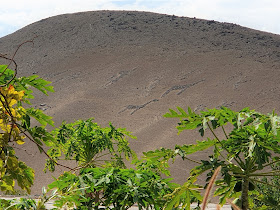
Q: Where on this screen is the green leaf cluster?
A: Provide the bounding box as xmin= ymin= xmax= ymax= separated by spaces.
xmin=164 ymin=106 xmax=280 ymax=209
xmin=46 ymin=118 xmax=136 ymax=172
xmin=0 ymin=64 xmax=54 ymax=194
xmin=164 ymin=176 xmax=202 ymax=210
xmin=135 ymin=148 xmax=178 ymax=176
xmin=48 ymin=167 xmax=175 ymax=209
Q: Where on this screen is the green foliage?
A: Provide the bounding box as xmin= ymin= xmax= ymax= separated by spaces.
xmin=164 ymin=176 xmax=202 ymax=210
xmin=0 ymin=198 xmax=13 ymax=209
xmin=250 ymin=164 xmax=280 ymax=209
xmin=0 ymin=63 xmax=54 ymax=194
xmin=135 ymin=148 xmax=179 ymax=176
xmin=163 ymin=106 xmax=280 ymax=209
xmin=26 ymin=108 xmax=54 ymax=127
xmin=48 ymin=167 xmax=176 ymax=209
xmin=0 ymin=65 xmax=14 ymax=85
xmin=175 ymin=139 xmax=216 ymax=158
xmin=15 ymin=74 xmax=54 ymax=95
xmin=45 ymin=119 xmax=136 ymax=172
xmin=0 ymin=186 xmax=55 ymax=209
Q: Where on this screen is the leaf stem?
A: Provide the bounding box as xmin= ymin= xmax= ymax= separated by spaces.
xmin=262 ymin=159 xmax=280 ymax=168
xmin=251 ymin=178 xmax=280 ymax=190
xmin=184 ymin=157 xmax=201 ymax=164
xmin=248 ymin=170 xmax=280 ymax=176
xmin=221 ymin=126 xmax=228 ymax=139
xmin=206 ymin=122 xmax=242 ymax=166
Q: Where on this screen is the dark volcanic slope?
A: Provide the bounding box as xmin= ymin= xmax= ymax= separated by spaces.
xmin=1 ymin=10 xmax=280 ymax=194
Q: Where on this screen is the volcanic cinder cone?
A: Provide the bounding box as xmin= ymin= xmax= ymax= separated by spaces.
xmin=1 ymin=10 xmax=280 ymax=195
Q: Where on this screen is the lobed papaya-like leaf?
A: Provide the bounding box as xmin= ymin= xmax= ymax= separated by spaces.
xmin=137 ymin=148 xmax=178 ymax=176
xmin=175 ymin=138 xmax=216 ymax=159
xmin=46 ymin=118 xmax=136 ymax=172
xmin=164 ymin=176 xmax=202 ymax=210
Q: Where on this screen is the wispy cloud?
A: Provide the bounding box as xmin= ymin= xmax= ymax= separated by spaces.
xmin=0 ymin=0 xmax=279 ymax=38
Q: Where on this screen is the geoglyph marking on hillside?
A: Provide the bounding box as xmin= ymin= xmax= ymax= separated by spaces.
xmin=216 ymin=101 xmax=235 ymax=108
xmin=180 ymin=69 xmax=202 ymax=80
xmin=194 ymin=101 xmax=235 ymax=112
xmin=119 ymin=99 xmax=159 ymax=115
xmin=119 ymin=79 xmax=205 ymax=115
xmin=161 ymin=79 xmax=205 ymax=98
xmin=143 ymin=78 xmax=161 ymax=96
xmin=104 ymin=67 xmax=137 ymax=87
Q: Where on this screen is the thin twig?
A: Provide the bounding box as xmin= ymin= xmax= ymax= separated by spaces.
xmin=20 ymin=129 xmax=74 ymax=171
xmin=1 ymin=38 xmax=36 ymax=73
xmin=0 ymin=53 xmax=17 ymax=84
xmin=0 ymin=37 xmax=37 ymax=86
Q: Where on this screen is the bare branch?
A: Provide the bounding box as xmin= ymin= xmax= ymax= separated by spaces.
xmin=0 ymin=36 xmax=37 ymax=87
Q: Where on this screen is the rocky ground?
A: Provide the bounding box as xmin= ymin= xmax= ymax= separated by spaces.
xmin=0 ymin=10 xmax=280 ymax=198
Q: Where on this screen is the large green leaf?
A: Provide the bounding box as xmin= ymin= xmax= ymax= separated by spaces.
xmin=164 ymin=176 xmax=202 ymax=210
xmin=26 ymin=108 xmax=54 ymax=127
xmin=15 ymin=75 xmax=54 ymax=96
xmin=175 ymin=138 xmax=216 ymax=158
xmin=46 ymin=119 xmax=136 ymax=171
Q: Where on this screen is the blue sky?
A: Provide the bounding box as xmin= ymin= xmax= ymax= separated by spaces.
xmin=1 ymin=0 xmax=280 ymax=38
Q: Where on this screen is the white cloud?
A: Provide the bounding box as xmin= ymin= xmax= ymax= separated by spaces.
xmin=0 ymin=0 xmax=280 ymax=38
